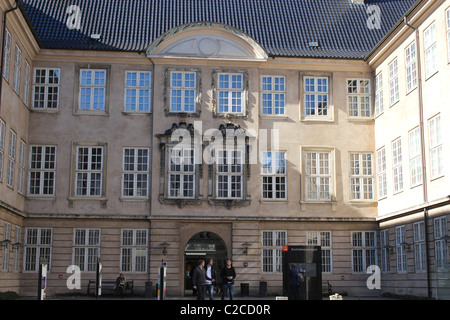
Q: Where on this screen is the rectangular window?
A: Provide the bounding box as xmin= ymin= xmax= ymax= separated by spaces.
xmin=17 ymin=140 xmax=25 ymax=194
xmin=23 ymin=61 xmax=30 ymax=106
xmin=2 ymin=222 xmax=11 ymax=271
xmin=75 ymin=146 xmax=103 ymax=197
xmin=125 ymin=71 xmax=151 ymax=112
xmin=24 ymin=228 xmax=52 ymax=272
xmin=405 ymin=41 xmax=417 ymax=93
xmin=352 ymin=231 xmax=377 ymax=273
xmin=307 ymin=231 xmax=332 ymax=273
xmin=304 ymin=76 xmax=329 ymax=117
xmin=170 ymin=71 xmax=196 ymax=113
xmin=261 ymin=76 xmax=286 ymax=115
xmin=13 ymin=226 xmax=21 ymax=272
xmin=2 ymin=29 xmax=11 ymax=80
xmin=168 ymin=147 xmax=195 ymax=198
xmin=377 ymin=147 xmax=387 ymax=199
xmin=395 ymin=225 xmax=407 ymax=273
xmin=346 ymin=79 xmax=371 ymax=118
xmin=392 ymin=138 xmax=403 ymax=193
xmin=121 ymin=229 xmax=148 ymax=273
xmin=79 ymin=69 xmax=106 ymax=111
xmin=262 ymin=231 xmax=287 ymax=273
xmin=261 ymin=151 xmax=286 ymax=200
xmin=447 ymin=8 xmax=450 ymax=62
xmin=0 ymin=119 xmax=5 ymax=182
xmin=217 ymin=73 xmax=244 ymax=114
xmin=413 ymin=221 xmax=426 ymax=272
xmin=122 ymin=148 xmax=149 ymax=198
xmin=429 ymin=114 xmax=443 ymax=179
xmin=29 ymin=146 xmax=57 ymax=196
xmin=13 ymin=45 xmax=21 ymax=94
xmin=216 ymin=149 xmax=243 ymax=199
xmin=409 ymin=127 xmax=422 ymax=187
xmin=7 ymin=130 xmax=16 ymax=188
xmin=379 ymin=229 xmax=390 ymax=272
xmin=424 ymin=22 xmax=437 ymax=78
xmin=305 ymin=151 xmax=331 ymax=201
xmin=73 ymin=229 xmax=100 ymax=272
xmin=389 ymin=58 xmax=399 ymax=105
xmin=33 ymin=68 xmax=60 ymax=109
xmin=434 ymin=216 xmax=448 ymax=267
xmin=349 ymin=153 xmax=374 ymax=200
xmin=374 ymin=73 xmax=384 ymax=116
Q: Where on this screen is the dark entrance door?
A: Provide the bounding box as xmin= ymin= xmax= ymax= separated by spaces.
xmin=184 ymin=231 xmax=227 ymax=296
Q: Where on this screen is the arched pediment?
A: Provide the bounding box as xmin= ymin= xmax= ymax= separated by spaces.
xmin=146 ymin=22 xmax=268 ymax=61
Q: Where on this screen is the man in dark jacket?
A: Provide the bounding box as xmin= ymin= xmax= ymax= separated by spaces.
xmin=192 ymin=259 xmax=206 ymax=300
xmin=221 ymin=259 xmax=236 ymax=300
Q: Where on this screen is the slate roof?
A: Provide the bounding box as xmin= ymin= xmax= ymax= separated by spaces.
xmin=21 ymin=0 xmax=419 ymax=59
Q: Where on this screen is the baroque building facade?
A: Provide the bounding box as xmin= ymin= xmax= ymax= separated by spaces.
xmin=0 ymin=0 xmax=449 ymax=298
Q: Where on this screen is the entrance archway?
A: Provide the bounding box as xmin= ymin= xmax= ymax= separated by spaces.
xmin=184 ymin=231 xmax=228 ymax=296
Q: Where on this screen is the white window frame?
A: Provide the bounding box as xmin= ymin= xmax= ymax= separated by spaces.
xmin=13 ymin=226 xmax=21 ymax=272
xmin=217 ymin=72 xmax=245 ymax=115
xmin=405 ymin=41 xmax=417 ymax=93
xmin=168 ymin=147 xmax=195 ymax=199
xmin=2 ymin=29 xmax=11 ymax=80
xmin=379 ymin=229 xmax=390 ymax=273
xmin=307 ymin=231 xmax=332 ymax=273
xmin=392 ymin=138 xmax=403 ymax=194
xmin=2 ymin=222 xmax=11 ymax=271
xmin=305 ymin=151 xmax=332 ymax=201
xmin=75 ymin=146 xmax=104 ymax=197
xmin=429 ymin=114 xmax=443 ymax=179
xmin=169 ymin=71 xmax=196 ymax=113
xmin=124 ymin=71 xmax=151 ymax=112
xmin=73 ymin=228 xmax=100 ymax=272
xmin=434 ymin=216 xmax=448 ymax=267
xmin=351 ymin=231 xmax=377 ymax=273
xmin=446 ymin=8 xmax=450 ymax=63
xmin=409 ymin=127 xmax=422 ymax=187
xmin=349 ymin=152 xmax=374 ymax=200
xmin=28 ymin=145 xmax=57 ymax=196
xmin=215 ymin=149 xmax=243 ymax=199
xmin=32 ymin=68 xmax=61 ymax=110
xmin=121 ymin=229 xmax=148 ymax=273
xmin=23 ymin=228 xmax=52 ymax=272
xmin=377 ymin=147 xmax=387 ymax=199
xmin=262 ymin=230 xmax=287 ymax=273
xmin=261 ymin=151 xmax=287 ymax=200
xmin=0 ymin=119 xmax=5 ymax=182
xmin=424 ymin=22 xmax=438 ymax=79
xmin=7 ymin=129 xmax=16 ymax=188
xmin=395 ymin=225 xmax=407 ymax=273
xmin=304 ymin=76 xmax=330 ymax=118
xmin=17 ymin=140 xmax=25 ymax=194
xmin=13 ymin=45 xmax=21 ymax=94
xmin=374 ymin=72 xmax=384 ymax=117
xmin=346 ymin=79 xmax=371 ymax=118
xmin=261 ymin=76 xmax=286 ymax=116
xmin=23 ymin=61 xmax=30 ymax=106
xmin=79 ymin=69 xmax=106 ymax=111
xmin=413 ymin=221 xmax=426 ymax=272
xmin=122 ymin=148 xmax=150 ymax=198
xmin=389 ymin=58 xmax=399 ymax=106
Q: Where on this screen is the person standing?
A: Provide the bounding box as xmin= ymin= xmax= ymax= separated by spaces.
xmin=192 ymin=259 xmax=206 ymax=300
xmin=221 ymin=259 xmax=236 ymax=300
xmin=288 ymin=263 xmax=303 ymax=300
xmin=205 ymin=258 xmax=216 ymax=300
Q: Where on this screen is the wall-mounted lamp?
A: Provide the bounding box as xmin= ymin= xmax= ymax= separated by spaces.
xmin=160 ymin=242 xmax=170 ymax=256
xmin=242 ymin=242 xmax=252 ymax=256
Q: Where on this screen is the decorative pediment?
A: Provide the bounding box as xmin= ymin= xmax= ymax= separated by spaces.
xmin=147 ymin=22 xmax=267 ymax=61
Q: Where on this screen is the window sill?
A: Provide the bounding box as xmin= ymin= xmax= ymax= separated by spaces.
xmin=119 ymin=197 xmax=150 ymax=202
xmin=74 ymin=110 xmax=109 ymax=116
xmin=260 ymin=115 xmax=288 ymax=120
xmin=259 ymin=199 xmax=288 ymax=204
xmin=301 ymin=117 xmax=334 ymax=123
xmin=122 ymin=111 xmax=151 ymax=116
xmin=346 ymin=117 xmax=373 ymax=122
xmin=30 ymin=108 xmax=59 ymax=113
xmin=26 ymin=195 xmax=56 ymax=201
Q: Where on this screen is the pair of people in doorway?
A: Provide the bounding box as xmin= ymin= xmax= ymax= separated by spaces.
xmin=192 ymin=258 xmax=236 ymax=300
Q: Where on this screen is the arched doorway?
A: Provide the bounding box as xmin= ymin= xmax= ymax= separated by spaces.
xmin=184 ymin=231 xmax=228 ymax=296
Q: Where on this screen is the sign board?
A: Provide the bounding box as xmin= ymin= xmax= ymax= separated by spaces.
xmin=282 ymin=245 xmax=322 ymax=300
